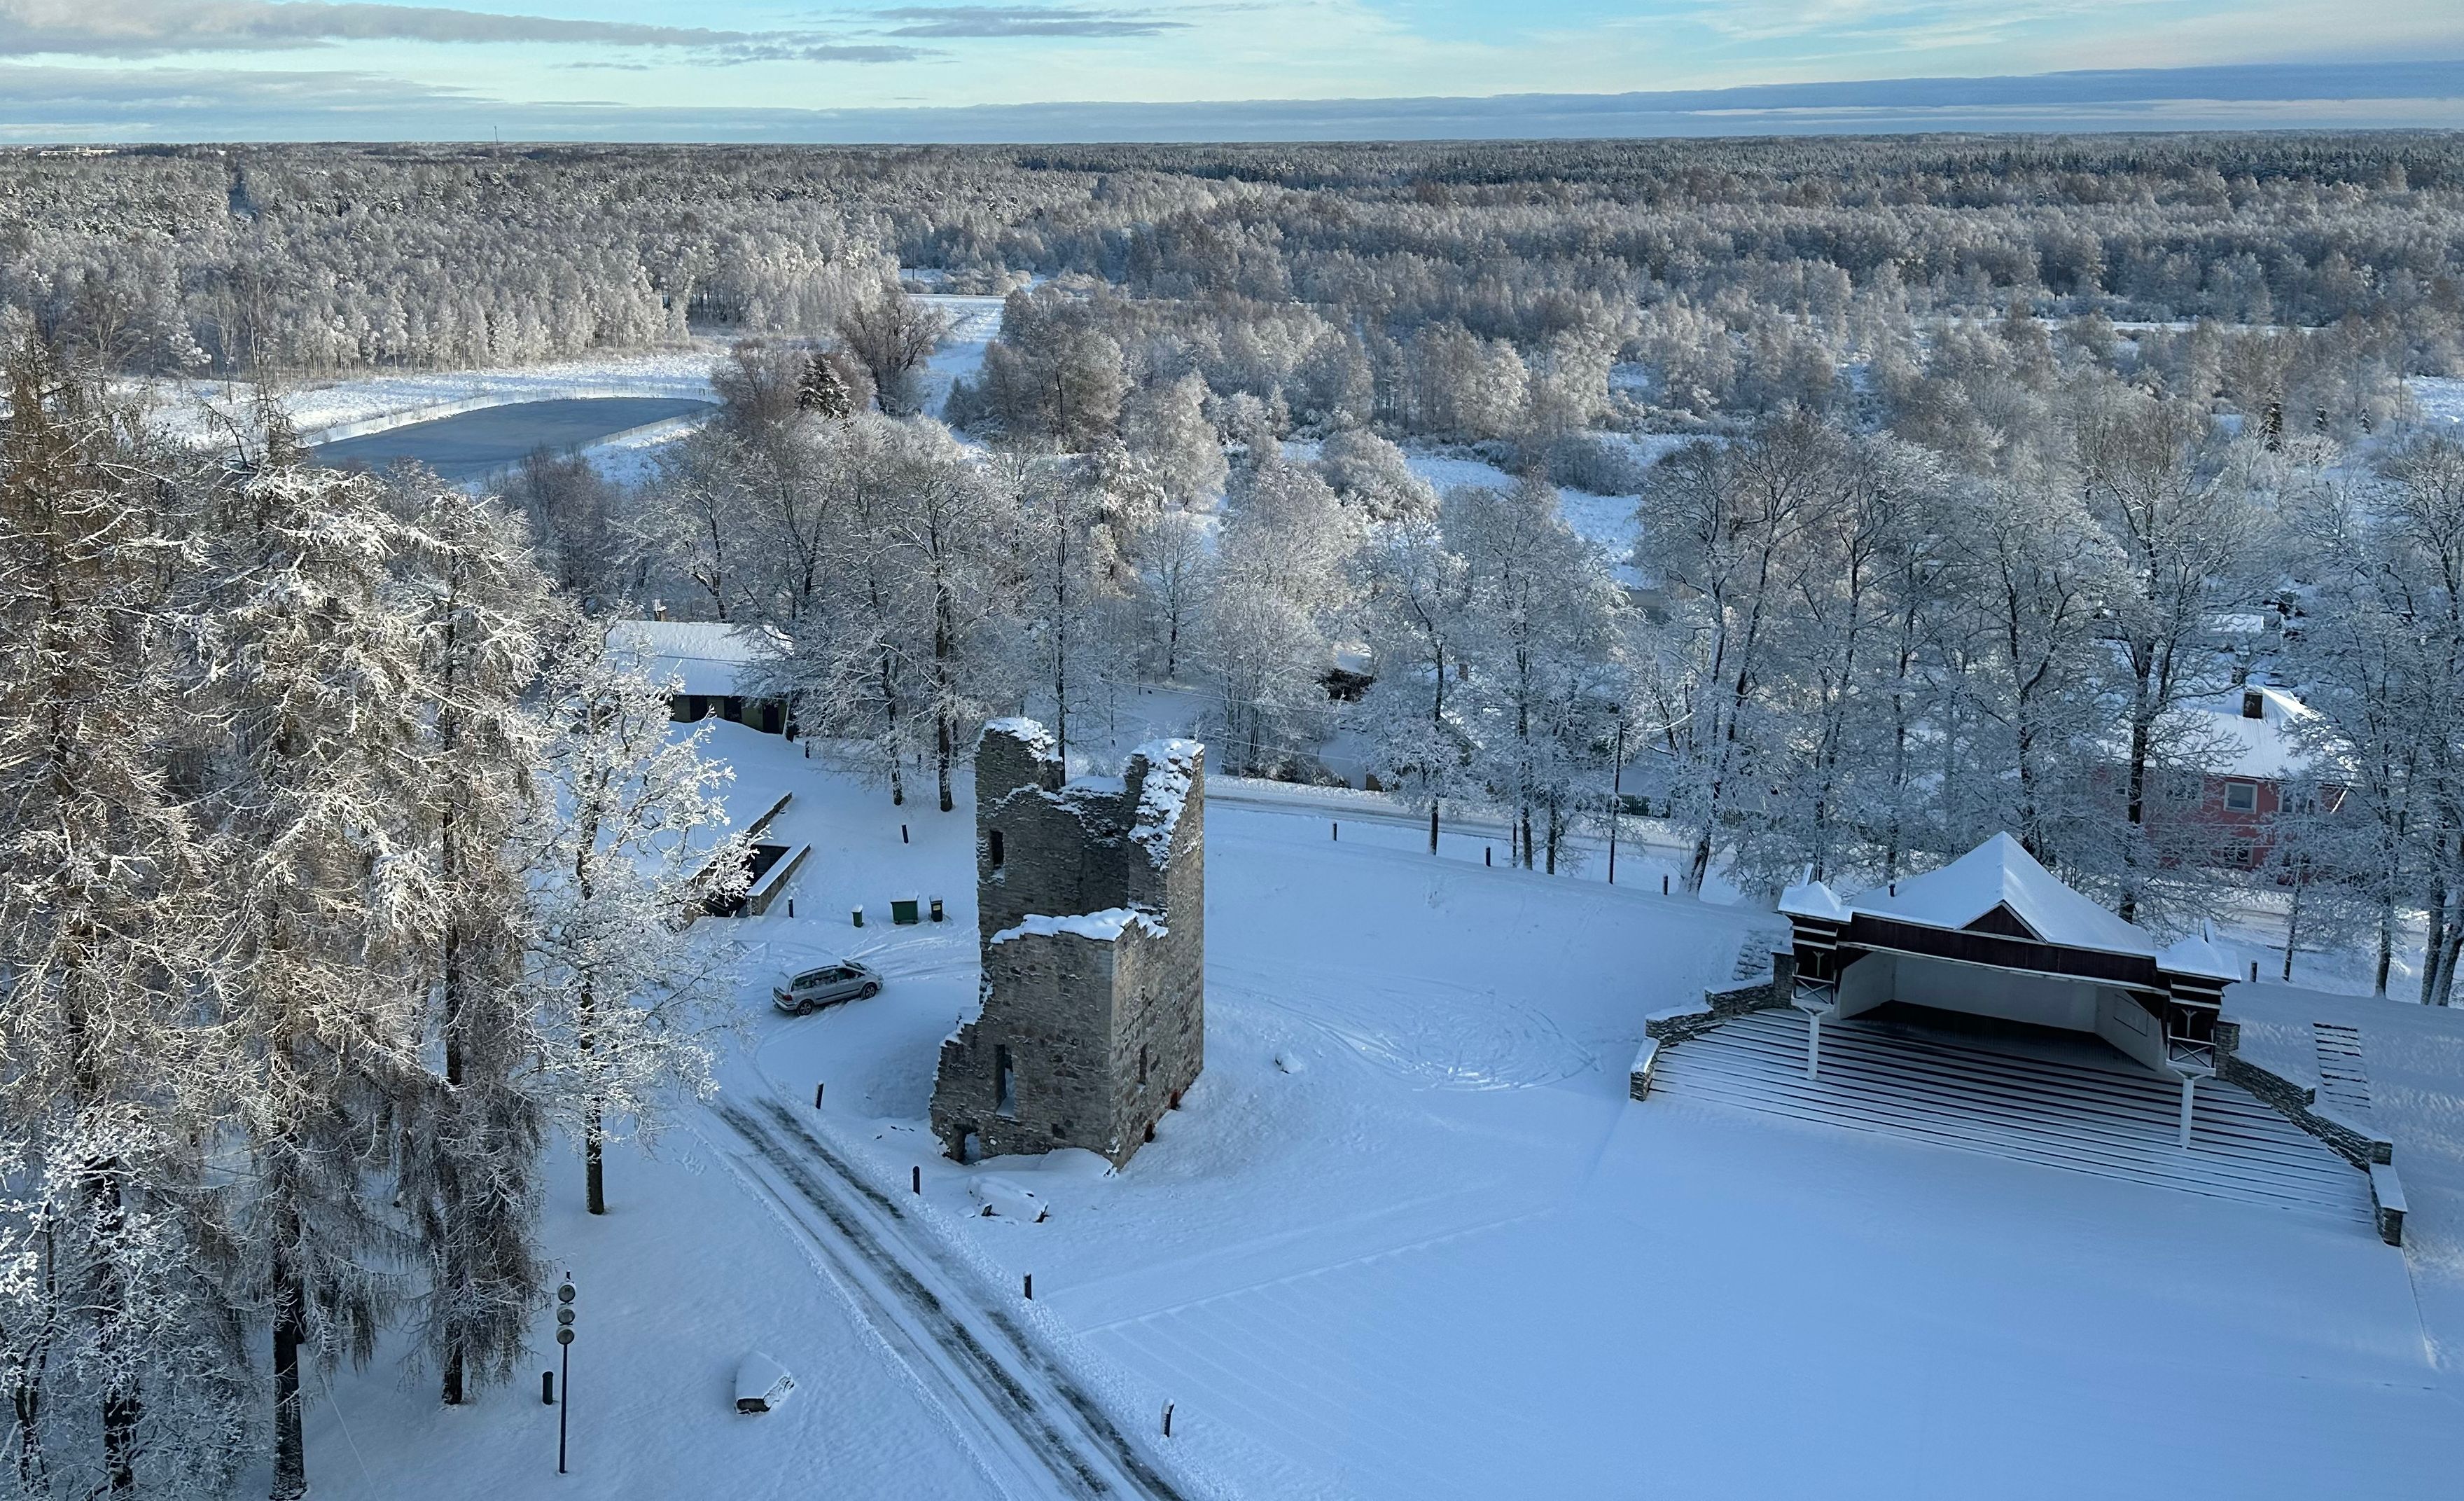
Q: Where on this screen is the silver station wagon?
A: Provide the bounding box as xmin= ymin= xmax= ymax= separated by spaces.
xmin=772 ymin=961 xmax=882 ymax=1015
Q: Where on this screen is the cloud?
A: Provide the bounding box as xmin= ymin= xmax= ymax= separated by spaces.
xmin=872 ymin=6 xmax=1188 ymax=38
xmin=0 ymin=57 xmax=2458 ymax=142
xmin=710 ymin=39 xmax=935 ymax=63
xmin=0 ymin=0 xmax=746 ymax=55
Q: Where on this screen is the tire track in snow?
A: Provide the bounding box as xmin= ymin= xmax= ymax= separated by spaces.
xmin=711 ymin=1095 xmax=1191 ymax=1501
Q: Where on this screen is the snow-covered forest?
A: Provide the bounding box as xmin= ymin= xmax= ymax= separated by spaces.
xmin=8 ymin=133 xmax=2464 ymax=1497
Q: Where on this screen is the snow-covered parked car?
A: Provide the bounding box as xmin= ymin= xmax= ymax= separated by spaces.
xmin=734 ymin=1353 xmax=795 ymax=1414
xmin=772 ymin=961 xmax=882 ymax=1014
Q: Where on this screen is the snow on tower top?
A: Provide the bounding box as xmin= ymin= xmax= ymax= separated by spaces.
xmin=1129 ymin=738 xmax=1202 ymax=868
xmin=980 ymin=717 xmax=1057 ymax=759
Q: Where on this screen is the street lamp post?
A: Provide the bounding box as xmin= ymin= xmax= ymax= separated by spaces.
xmin=556 ymin=1279 xmax=576 ymax=1475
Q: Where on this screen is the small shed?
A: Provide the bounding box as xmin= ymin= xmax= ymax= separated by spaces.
xmin=606 ymin=619 xmax=793 ymax=735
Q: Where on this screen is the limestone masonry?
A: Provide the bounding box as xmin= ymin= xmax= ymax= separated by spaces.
xmin=931 ymin=719 xmax=1205 ymax=1168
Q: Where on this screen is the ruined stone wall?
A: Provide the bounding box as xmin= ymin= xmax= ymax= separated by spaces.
xmin=933 ymin=724 xmax=1206 ymax=1169
xmin=936 ymin=929 xmax=1123 ymax=1159
xmin=1106 ymin=747 xmax=1205 ymax=1156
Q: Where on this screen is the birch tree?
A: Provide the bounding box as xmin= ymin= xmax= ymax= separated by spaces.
xmin=530 ymin=621 xmax=749 ymax=1215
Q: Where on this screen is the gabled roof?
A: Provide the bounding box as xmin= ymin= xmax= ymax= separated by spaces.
xmin=2187 ymin=685 xmax=2316 ymax=782
xmin=606 ymin=619 xmax=785 ymax=698
xmin=1839 ymin=833 xmax=2156 ymax=958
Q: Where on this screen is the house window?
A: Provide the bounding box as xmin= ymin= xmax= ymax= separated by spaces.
xmin=2242 ymin=689 xmax=2265 ymax=719
xmin=989 ymin=829 xmax=1005 ymax=870
xmin=994 ymin=1045 xmax=1015 ymax=1116
xmin=2225 ymin=780 xmax=2258 ymax=813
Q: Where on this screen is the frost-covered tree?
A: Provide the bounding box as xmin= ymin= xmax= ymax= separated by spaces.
xmin=391 ymin=485 xmax=554 ymax=1408
xmin=1353 ymin=514 xmax=1472 ymax=850
xmin=529 ymin=621 xmax=749 ymax=1216
xmin=200 ymin=462 xmax=433 ymax=1501
xmin=1194 ymin=457 xmax=1359 ymax=774
xmin=2072 ymin=379 xmax=2260 ymax=922
xmin=1012 ymin=457 xmax=1132 ymax=763
xmin=1315 ymin=428 xmax=1436 ymax=522
xmin=1446 ymin=476 xmax=1624 ymax=871
xmin=0 ymin=343 xmax=250 ymax=1498
xmin=1133 ymin=506 xmax=1210 ymax=683
xmin=835 ymin=282 xmax=949 ymax=416
xmin=1121 ymin=373 xmax=1227 ymax=510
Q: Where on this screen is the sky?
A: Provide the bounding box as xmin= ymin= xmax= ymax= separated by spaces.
xmin=0 ymin=0 xmax=2460 ymax=140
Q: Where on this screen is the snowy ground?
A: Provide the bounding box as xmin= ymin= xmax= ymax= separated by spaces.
xmin=123 ymin=345 xmax=723 ymax=450
xmin=299 ymin=714 xmax=2464 ymax=1501
xmin=919 ymin=293 xmax=1009 ymax=417
xmin=2411 ymin=375 xmax=2464 ymax=429
xmin=1283 ymin=437 xmax=1687 ymax=589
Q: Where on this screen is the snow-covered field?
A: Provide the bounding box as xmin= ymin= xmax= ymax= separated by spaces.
xmin=2412 ymin=375 xmax=2464 ymax=429
xmin=918 ymin=293 xmax=1009 ymax=417
xmin=1284 ymin=438 xmax=1687 ymax=589
xmin=124 ymin=345 xmax=723 ymax=450
xmin=300 ymin=717 xmax=2463 ymax=1501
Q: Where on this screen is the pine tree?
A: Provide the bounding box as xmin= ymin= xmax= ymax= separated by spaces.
xmin=202 ymin=462 xmax=431 ymax=1501
xmin=0 ymin=341 xmax=249 ymax=1497
xmin=391 ymin=485 xmax=553 ymax=1406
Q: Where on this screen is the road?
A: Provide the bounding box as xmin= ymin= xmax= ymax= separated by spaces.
xmin=708 ymin=1095 xmax=1195 ymax=1501
xmin=309 ymin=395 xmax=714 ymax=483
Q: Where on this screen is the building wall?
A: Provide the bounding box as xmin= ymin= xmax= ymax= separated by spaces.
xmin=932 ymin=725 xmax=1205 ymax=1169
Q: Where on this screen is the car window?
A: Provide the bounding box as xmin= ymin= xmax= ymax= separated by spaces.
xmin=793 ymin=969 xmax=830 ymax=988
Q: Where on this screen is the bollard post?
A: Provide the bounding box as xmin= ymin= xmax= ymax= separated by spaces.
xmin=2250 ymin=961 xmax=2259 ymax=982
xmin=786 ymin=899 xmax=794 ymax=918
xmin=1023 ymin=1273 xmax=1033 ymax=1301
xmin=555 ymin=1280 xmax=576 ymax=1474
xmin=1662 ymin=874 xmax=1669 ymax=894
xmin=1484 ymin=846 xmax=1491 ymax=866
xmin=852 ymin=906 xmax=864 ymax=927
xmin=901 ymin=824 xmax=910 ymax=844
xmin=912 ymin=1165 xmax=921 ymax=1194
xmin=814 ymin=1082 xmax=824 ymax=1108
xmin=1331 ymin=822 xmax=1338 ymax=841
xmin=1163 ymin=1403 xmax=1174 ymax=1437
xmin=542 ymin=1371 xmax=555 ymax=1406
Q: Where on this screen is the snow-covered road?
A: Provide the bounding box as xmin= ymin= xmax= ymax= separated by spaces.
xmin=709 ymin=1095 xmax=1194 ymax=1501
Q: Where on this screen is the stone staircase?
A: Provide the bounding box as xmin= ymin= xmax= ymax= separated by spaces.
xmin=1649 ymin=1009 xmax=2371 ymax=1226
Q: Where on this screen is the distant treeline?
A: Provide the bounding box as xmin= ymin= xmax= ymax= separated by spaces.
xmin=1 ymin=136 xmax=2459 ymax=403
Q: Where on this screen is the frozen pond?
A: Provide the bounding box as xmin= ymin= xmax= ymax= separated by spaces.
xmin=309 ymin=395 xmax=714 ymax=483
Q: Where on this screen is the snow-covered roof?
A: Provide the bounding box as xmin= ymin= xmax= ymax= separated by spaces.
xmin=989 ymin=908 xmax=1166 ymax=945
xmin=1842 ymin=833 xmax=2155 ymax=957
xmin=606 ymin=619 xmax=784 ymax=698
xmin=2185 ymin=686 xmax=2315 ymax=782
xmin=2157 ymin=924 xmax=2243 ymax=983
xmin=1778 ymin=870 xmax=1847 ymax=922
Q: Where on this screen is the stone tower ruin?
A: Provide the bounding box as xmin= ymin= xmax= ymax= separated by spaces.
xmin=931 ymin=719 xmax=1205 ymax=1168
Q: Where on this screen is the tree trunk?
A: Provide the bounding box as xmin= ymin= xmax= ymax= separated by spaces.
xmin=270 ymin=1243 xmax=306 ymax=1501
xmin=440 ymin=926 xmax=466 ymax=1408
xmin=585 ymin=1107 xmax=606 ymax=1215
xmin=581 ymin=981 xmax=606 ymax=1215
xmin=2419 ymin=878 xmax=2450 ymax=1007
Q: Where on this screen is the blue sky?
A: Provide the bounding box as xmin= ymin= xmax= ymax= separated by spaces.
xmin=0 ymin=0 xmax=2460 ymax=139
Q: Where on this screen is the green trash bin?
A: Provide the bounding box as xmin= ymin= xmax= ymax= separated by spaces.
xmin=891 ymin=897 xmax=921 ymax=926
